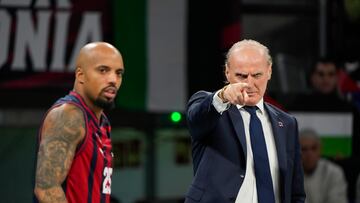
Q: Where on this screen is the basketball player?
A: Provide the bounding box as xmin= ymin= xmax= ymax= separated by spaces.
xmin=34 ymin=42 xmax=124 ymax=203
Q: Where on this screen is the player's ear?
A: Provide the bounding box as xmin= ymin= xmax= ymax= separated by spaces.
xmin=76 ymin=67 xmax=85 ymax=84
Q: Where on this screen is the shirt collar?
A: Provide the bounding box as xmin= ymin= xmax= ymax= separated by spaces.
xmin=236 ymin=98 xmax=265 ymax=114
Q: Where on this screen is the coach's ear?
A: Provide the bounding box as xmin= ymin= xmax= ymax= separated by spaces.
xmin=225 ymin=63 xmax=230 ymax=82
xmin=76 ymin=66 xmax=85 ymax=84
xmin=267 ymin=65 xmax=272 ymax=80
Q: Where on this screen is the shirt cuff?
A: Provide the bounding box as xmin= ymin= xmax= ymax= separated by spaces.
xmin=213 ymin=90 xmax=230 ymax=114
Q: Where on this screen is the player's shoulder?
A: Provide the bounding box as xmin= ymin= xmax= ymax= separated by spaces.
xmin=43 ymin=102 xmax=86 ymax=140
xmin=45 ymin=102 xmax=85 ymax=126
xmin=52 ymin=102 xmax=83 ymax=116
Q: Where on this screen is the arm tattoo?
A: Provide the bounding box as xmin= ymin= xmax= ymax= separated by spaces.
xmin=35 ymin=104 xmax=85 ymax=203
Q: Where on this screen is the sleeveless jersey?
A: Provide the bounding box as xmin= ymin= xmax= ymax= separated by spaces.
xmin=36 ymin=91 xmax=113 ymax=203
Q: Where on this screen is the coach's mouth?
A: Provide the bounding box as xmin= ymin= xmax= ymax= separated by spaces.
xmin=246 ymin=91 xmax=257 ymax=97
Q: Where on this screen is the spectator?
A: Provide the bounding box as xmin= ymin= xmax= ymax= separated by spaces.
xmin=300 ymin=128 xmax=348 ymax=203
xmin=287 ymin=58 xmax=352 ymax=111
xmin=286 ymin=58 xmax=360 ymax=200
xmin=311 ymin=58 xmax=339 ymax=95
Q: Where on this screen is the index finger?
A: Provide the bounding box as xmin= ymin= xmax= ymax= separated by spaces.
xmin=234 ymin=82 xmax=249 ymax=91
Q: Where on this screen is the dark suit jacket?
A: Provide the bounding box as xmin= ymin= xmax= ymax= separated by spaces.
xmin=185 ymin=91 xmax=305 ymax=203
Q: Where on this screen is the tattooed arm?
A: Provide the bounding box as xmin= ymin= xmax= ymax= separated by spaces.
xmin=34 ymin=104 xmax=85 ymax=203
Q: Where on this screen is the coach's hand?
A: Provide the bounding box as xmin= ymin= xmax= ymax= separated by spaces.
xmin=219 ymin=83 xmax=249 ymax=105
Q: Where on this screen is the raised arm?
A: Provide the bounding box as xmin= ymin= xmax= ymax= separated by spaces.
xmin=34 ymin=104 xmax=85 ymax=203
xmin=187 ymin=91 xmax=222 ymax=141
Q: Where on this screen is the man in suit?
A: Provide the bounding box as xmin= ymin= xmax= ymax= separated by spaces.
xmin=185 ymin=39 xmax=305 ymax=203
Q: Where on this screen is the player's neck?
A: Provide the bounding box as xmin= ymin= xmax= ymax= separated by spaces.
xmin=73 ymin=89 xmax=103 ymax=122
xmin=86 ymin=101 xmax=103 ymax=121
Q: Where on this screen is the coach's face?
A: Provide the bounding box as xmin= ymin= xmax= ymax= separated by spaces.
xmin=225 ymin=46 xmax=272 ymax=106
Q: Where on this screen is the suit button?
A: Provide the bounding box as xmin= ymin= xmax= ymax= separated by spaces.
xmin=240 ymin=174 xmax=245 ymax=178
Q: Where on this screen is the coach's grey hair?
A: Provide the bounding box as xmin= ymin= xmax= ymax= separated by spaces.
xmin=225 ymin=39 xmax=273 ymax=67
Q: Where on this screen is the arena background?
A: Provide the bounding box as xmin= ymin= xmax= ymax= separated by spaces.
xmin=0 ymin=0 xmax=359 ymax=202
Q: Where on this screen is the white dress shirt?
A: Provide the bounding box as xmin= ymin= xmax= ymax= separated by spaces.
xmin=213 ymin=91 xmax=280 ymax=203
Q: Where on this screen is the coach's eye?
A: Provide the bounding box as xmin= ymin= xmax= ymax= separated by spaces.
xmin=252 ymin=73 xmax=263 ymax=79
xmin=236 ymin=73 xmax=248 ymax=80
xmin=116 ymin=70 xmax=124 ymax=77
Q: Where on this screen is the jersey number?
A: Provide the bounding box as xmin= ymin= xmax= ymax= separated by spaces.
xmin=102 ymin=167 xmax=113 ymax=194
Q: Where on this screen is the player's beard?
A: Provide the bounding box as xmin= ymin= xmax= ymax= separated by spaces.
xmin=87 ymin=86 xmax=117 ymax=111
xmin=94 ymin=89 xmax=117 ymax=110
xmin=94 ymin=97 xmax=116 ymax=111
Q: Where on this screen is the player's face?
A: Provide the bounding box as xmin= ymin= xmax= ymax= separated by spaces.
xmin=83 ymin=51 xmax=124 ymax=110
xmin=225 ymin=47 xmax=271 ymax=106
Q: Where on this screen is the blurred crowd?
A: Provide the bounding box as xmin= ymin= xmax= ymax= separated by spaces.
xmin=273 ymin=57 xmax=360 ymax=203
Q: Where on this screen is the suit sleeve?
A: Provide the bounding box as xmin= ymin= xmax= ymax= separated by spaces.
xmin=291 ymin=117 xmax=306 ymax=203
xmin=186 ymin=91 xmax=222 ymax=141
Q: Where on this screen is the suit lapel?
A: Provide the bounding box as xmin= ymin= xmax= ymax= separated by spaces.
xmin=264 ymin=104 xmax=287 ymax=175
xmin=228 ymin=105 xmax=247 ymax=158
xmin=227 ymin=103 xmax=287 ymax=175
